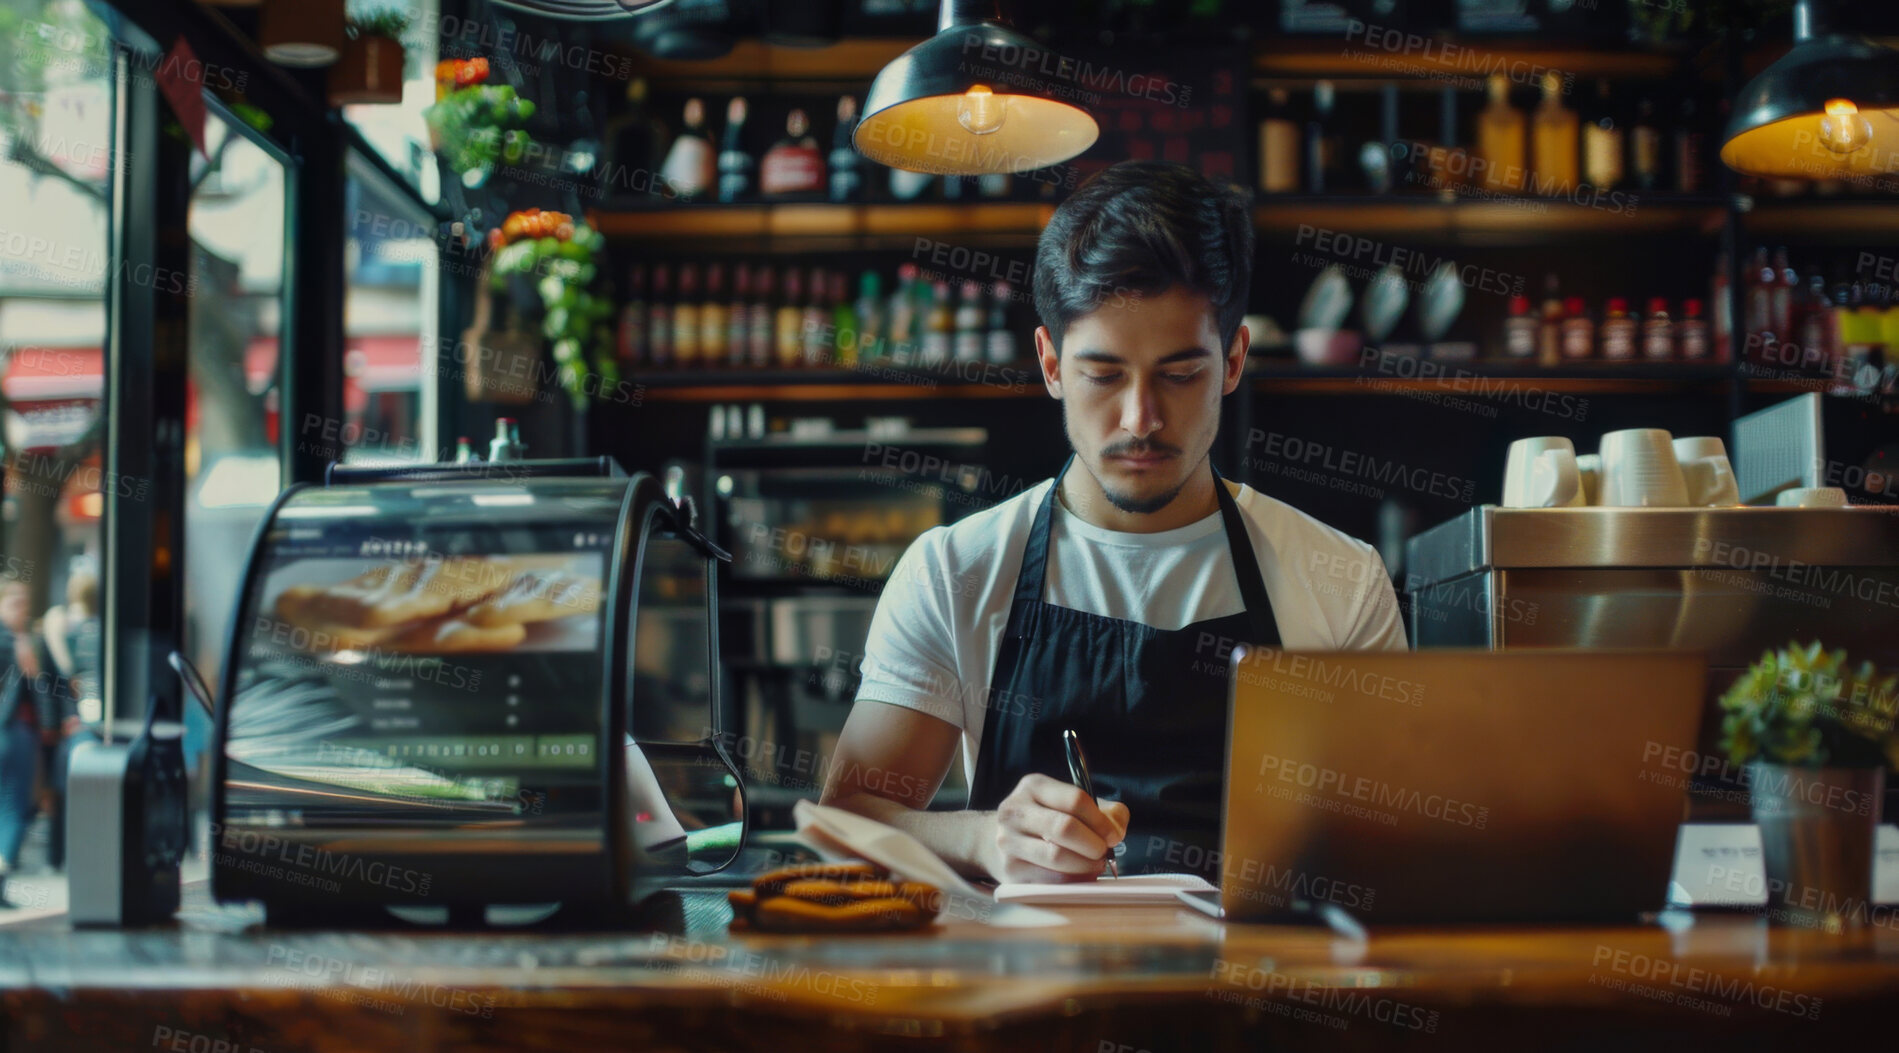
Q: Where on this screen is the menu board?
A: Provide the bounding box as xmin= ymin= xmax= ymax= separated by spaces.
xmin=221 ymin=480 xmax=623 ymax=834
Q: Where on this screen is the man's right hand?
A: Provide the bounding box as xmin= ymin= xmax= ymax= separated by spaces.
xmin=981 ymin=773 xmax=1130 ymax=884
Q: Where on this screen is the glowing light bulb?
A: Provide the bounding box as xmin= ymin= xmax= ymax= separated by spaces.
xmin=1819 ymin=98 xmax=1872 ymax=156
xmin=957 ymin=86 xmax=1005 ymax=136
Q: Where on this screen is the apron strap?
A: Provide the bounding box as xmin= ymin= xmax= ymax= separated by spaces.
xmin=1009 ymin=453 xmax=1070 ymax=612
xmin=1210 ymin=464 xmax=1281 ymax=645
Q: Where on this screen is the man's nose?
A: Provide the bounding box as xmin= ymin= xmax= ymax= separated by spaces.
xmin=1119 ymin=378 xmax=1163 ymax=438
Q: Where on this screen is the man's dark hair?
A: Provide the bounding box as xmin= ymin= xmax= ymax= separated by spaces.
xmin=1032 ymin=160 xmax=1254 ymax=355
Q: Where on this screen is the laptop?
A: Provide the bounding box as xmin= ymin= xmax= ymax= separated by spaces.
xmin=1200 ymin=647 xmax=1705 ymax=925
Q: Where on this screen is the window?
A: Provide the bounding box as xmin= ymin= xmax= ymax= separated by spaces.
xmin=342 ymin=152 xmax=439 ymax=464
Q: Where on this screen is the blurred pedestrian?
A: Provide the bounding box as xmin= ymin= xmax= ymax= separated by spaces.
xmin=40 ymin=570 xmax=102 ymax=871
xmin=0 ymin=579 xmax=51 ymax=905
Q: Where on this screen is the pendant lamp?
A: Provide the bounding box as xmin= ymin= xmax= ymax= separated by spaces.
xmin=853 ymin=0 xmax=1099 ymax=175
xmin=258 ymin=0 xmax=345 ymax=67
xmin=1720 ymin=0 xmax=1899 ymax=183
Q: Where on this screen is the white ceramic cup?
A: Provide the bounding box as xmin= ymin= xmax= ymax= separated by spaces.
xmin=1672 ymin=436 xmax=1728 ymax=464
xmin=1776 ymin=487 xmax=1849 ymax=508
xmin=1575 ymin=453 xmax=1602 ymax=506
xmin=1598 ymin=428 xmax=1689 ymax=507
xmin=1682 ymin=456 xmax=1741 ymax=506
xmin=1503 ymin=437 xmax=1584 ymax=508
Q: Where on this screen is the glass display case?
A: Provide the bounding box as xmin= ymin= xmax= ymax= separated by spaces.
xmin=210 ymin=461 xmax=741 ymax=922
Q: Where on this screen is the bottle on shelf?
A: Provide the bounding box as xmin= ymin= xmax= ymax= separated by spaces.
xmin=716 ymin=96 xmax=752 ymax=203
xmin=954 ymin=280 xmax=985 ymax=363
xmin=748 ymin=266 xmax=775 ymax=368
xmin=700 ymin=263 xmax=727 ymax=365
xmin=1305 ymin=81 xmax=1337 ymax=194
xmin=1710 ymin=252 xmax=1732 ymax=362
xmin=727 ymin=264 xmax=751 ymax=368
xmin=659 ymin=97 xmax=715 ymax=202
xmin=1476 ymin=75 xmax=1526 ymax=194
xmin=1581 ymin=80 xmax=1624 ymax=190
xmin=1536 ymin=273 xmax=1563 ymax=366
xmin=1770 ymin=247 xmax=1796 ymax=341
xmin=854 ymin=270 xmax=885 ymax=364
xmin=648 ymin=263 xmax=673 ymax=368
xmin=1559 ymin=297 xmax=1594 ymax=360
xmin=1744 ymin=246 xmax=1773 ymax=362
xmin=601 ymin=78 xmax=667 ymax=199
xmin=1677 ymin=298 xmax=1711 ymax=360
xmin=489 ymin=418 xmax=525 ymax=462
xmin=673 ymin=263 xmax=701 ymax=367
xmin=1629 ymin=98 xmax=1662 ymax=192
xmin=826 ymin=271 xmax=855 ymax=367
xmin=922 ymin=280 xmax=954 ymax=365
xmin=888 ymin=263 xmax=920 ymax=365
xmin=1673 ymin=94 xmax=1706 ymax=194
xmin=1531 ymin=71 xmax=1578 ymax=195
xmin=453 ymin=436 xmax=479 ymax=464
xmin=830 ymin=96 xmax=863 ymax=203
xmin=1641 ymin=298 xmax=1673 ymax=360
xmin=986 ymin=282 xmax=1017 ymax=364
xmin=775 ymin=267 xmax=804 ymax=367
xmin=762 ymin=108 xmax=826 ymax=199
xmin=1599 ymin=297 xmax=1637 ymax=360
xmin=1503 ymin=294 xmax=1538 ymax=360
xmin=1798 ymin=272 xmax=1836 ymax=374
xmin=616 ymin=264 xmax=646 ymax=367
xmin=801 ymin=266 xmax=830 ymax=366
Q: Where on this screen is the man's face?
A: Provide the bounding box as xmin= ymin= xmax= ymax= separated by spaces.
xmin=1035 ymin=285 xmax=1247 ymax=515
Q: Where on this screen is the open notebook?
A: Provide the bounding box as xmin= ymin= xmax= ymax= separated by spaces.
xmin=995 ymin=873 xmax=1214 ymax=906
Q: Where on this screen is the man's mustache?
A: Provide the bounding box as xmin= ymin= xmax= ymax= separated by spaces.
xmin=1101 ymin=439 xmax=1180 ymax=458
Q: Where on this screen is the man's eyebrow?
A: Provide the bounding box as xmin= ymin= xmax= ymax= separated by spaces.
xmin=1071 ymin=347 xmax=1213 ymax=365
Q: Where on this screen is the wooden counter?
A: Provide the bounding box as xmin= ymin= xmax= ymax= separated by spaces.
xmin=4 ymin=879 xmax=1897 ymax=1051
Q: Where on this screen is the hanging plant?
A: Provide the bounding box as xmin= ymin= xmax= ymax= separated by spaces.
xmin=424 ymin=58 xmax=535 ymax=186
xmin=487 ymin=209 xmax=618 ymax=409
xmin=332 ymin=5 xmax=411 ymax=105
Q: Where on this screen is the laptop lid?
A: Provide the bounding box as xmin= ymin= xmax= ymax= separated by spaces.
xmin=1220 ymin=648 xmax=1705 ymax=924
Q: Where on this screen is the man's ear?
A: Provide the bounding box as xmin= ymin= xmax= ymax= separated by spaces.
xmin=1221 ymin=323 xmax=1250 ymax=397
xmin=1034 ymin=326 xmax=1062 ymax=399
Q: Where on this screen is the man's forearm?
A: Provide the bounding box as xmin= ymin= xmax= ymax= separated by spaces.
xmin=821 ymin=789 xmax=996 ymax=881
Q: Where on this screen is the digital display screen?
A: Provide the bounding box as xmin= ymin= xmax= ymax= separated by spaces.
xmin=221 ymin=481 xmax=623 ymax=836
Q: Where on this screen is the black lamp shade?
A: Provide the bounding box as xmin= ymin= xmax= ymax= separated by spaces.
xmin=853 ymin=16 xmax=1099 ymax=175
xmin=1721 ymin=33 xmax=1899 ymax=181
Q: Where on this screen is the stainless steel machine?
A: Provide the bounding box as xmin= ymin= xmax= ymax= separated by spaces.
xmin=1405 ymin=505 xmax=1899 ymax=799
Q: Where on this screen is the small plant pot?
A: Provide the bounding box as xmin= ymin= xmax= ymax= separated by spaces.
xmin=1748 ymin=762 xmax=1884 ymax=932
xmin=329 ymin=34 xmax=405 ymax=106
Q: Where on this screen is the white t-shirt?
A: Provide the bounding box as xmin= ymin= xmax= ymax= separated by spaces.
xmin=854 ymin=478 xmax=1409 ymax=783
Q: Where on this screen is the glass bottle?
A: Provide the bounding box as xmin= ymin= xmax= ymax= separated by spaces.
xmin=1476 ymin=75 xmax=1526 ymax=193
xmin=1531 ymin=71 xmax=1578 ymax=195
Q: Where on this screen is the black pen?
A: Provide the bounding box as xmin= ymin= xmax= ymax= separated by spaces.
xmin=1062 ymin=729 xmax=1118 ymax=879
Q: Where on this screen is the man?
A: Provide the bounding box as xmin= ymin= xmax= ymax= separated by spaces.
xmin=0 ymin=579 xmax=50 ymax=905
xmin=819 ymin=161 xmax=1407 ymax=885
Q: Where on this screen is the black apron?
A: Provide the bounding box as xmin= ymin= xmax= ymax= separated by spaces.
xmin=968 ymin=455 xmax=1281 ymax=882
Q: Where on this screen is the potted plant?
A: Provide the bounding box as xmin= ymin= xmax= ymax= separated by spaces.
xmin=330 ymin=6 xmax=410 ymax=106
xmin=486 ymin=209 xmax=619 ymax=409
xmin=424 ymin=59 xmax=536 ymax=188
xmin=1720 ymin=641 xmax=1899 ymax=931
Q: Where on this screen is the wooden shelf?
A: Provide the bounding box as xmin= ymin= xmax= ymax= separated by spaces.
xmin=619 ymin=39 xmax=913 ymax=85
xmin=1256 ymin=197 xmax=1727 ymax=242
xmin=589 ymin=202 xmax=1052 ymax=250
xmin=1739 ymin=198 xmax=1899 ymax=239
xmin=1250 ymin=361 xmax=1738 ymax=395
xmin=624 ymin=363 xmax=1747 ymax=402
xmin=1255 ymin=41 xmax=1690 ymax=81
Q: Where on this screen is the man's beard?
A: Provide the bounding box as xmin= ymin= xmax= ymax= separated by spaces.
xmin=1065 ymin=420 xmax=1198 ymax=515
